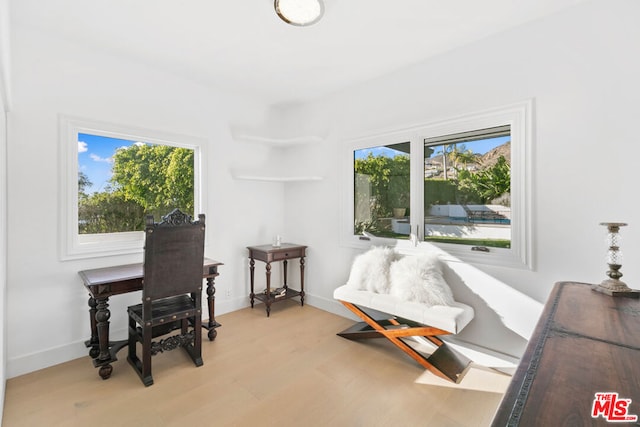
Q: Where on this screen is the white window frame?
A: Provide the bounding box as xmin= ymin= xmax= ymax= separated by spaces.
xmin=59 ymin=115 xmax=207 ymax=260
xmin=341 ymin=100 xmax=533 ymax=269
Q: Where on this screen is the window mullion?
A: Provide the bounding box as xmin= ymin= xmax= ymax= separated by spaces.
xmin=409 ymin=136 xmax=423 ymax=242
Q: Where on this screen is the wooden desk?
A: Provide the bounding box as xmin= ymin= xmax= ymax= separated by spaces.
xmin=248 ymin=243 xmax=306 ymax=317
xmin=79 ymin=258 xmax=223 ymax=380
xmin=492 ymin=281 xmax=640 ymax=426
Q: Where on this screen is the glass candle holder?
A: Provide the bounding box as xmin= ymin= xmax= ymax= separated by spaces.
xmin=593 ymin=222 xmax=639 ymax=298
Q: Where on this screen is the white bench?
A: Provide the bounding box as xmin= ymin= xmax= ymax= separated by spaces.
xmin=334 ymin=284 xmax=475 ymax=383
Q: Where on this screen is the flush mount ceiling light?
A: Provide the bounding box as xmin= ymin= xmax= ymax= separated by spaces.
xmin=275 ymin=0 xmax=324 ymax=26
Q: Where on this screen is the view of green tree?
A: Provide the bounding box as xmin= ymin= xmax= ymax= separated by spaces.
xmin=424 ymin=179 xmax=458 ymax=207
xmin=78 ymin=144 xmax=194 ymax=234
xmin=456 ymin=156 xmax=510 ymax=204
xmin=111 ymin=144 xmax=194 ymax=216
xmin=354 ymin=152 xmax=410 ymax=219
xmin=79 ymin=190 xmax=146 ymax=234
xmin=448 ymin=144 xmax=478 ymax=170
xmin=78 ymin=171 xmax=92 ymax=197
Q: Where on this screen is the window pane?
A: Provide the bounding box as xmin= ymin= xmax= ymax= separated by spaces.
xmin=423 ymin=126 xmax=511 ymax=249
xmin=353 ymin=142 xmax=410 ymax=239
xmin=78 ymin=133 xmax=195 ymax=235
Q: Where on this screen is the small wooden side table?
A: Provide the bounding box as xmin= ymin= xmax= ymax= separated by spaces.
xmin=247 ymin=243 xmax=307 ymax=317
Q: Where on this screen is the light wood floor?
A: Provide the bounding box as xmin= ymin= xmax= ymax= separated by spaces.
xmin=3 ymin=301 xmax=503 ymax=426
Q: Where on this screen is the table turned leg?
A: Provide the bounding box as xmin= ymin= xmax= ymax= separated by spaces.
xmin=86 ymin=295 xmax=100 ymax=359
xmin=249 ymin=257 xmax=256 ymax=308
xmin=283 ymin=259 xmax=288 ymax=289
xmin=205 ymin=273 xmax=221 ymax=341
xmin=94 ymin=297 xmax=113 ymax=380
xmin=265 ymin=262 xmax=272 ymax=317
xmin=300 ymin=256 xmax=305 ymax=306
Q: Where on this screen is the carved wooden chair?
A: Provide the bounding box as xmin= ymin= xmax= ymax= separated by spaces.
xmin=127 ymin=209 xmax=206 ymax=386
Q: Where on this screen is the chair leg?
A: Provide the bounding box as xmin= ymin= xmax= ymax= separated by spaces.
xmin=127 ymin=317 xmax=153 ymax=386
xmin=140 ymin=324 xmax=153 ymax=386
xmin=184 ymin=314 xmax=203 ymax=367
xmin=127 ymin=315 xmax=136 ymax=362
xmin=337 ymin=300 xmax=471 ymax=384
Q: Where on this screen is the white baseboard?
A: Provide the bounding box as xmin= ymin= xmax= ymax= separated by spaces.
xmin=215 ymin=295 xmax=251 ymax=315
xmin=7 ymin=339 xmax=90 ymax=379
xmin=304 ymin=293 xmax=347 ymax=316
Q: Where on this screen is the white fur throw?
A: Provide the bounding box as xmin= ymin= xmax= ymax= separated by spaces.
xmin=345 ymin=246 xmax=401 ymax=293
xmin=389 ymin=253 xmax=455 ymax=306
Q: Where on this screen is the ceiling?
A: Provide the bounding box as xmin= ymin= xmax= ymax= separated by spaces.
xmin=11 ymin=0 xmax=587 ymax=106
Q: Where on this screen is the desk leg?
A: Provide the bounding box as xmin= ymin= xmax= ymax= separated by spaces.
xmin=94 ymin=297 xmax=114 ymax=380
xmin=283 ymin=259 xmax=288 ymax=289
xmin=204 ymin=274 xmax=221 ymax=341
xmin=265 ymin=262 xmax=272 ymax=317
xmin=249 ymin=257 xmax=255 ymax=308
xmin=300 ymin=256 xmax=305 ymax=306
xmin=86 ymin=295 xmax=100 ymax=359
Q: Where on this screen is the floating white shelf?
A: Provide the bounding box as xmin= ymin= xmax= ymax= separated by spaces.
xmin=229 ymin=130 xmax=325 ymax=181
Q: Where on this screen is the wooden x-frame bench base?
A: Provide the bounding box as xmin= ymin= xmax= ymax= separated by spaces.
xmin=337 ymin=300 xmax=471 ymax=384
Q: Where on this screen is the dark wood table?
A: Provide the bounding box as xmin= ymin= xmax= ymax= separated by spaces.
xmin=492 ymin=281 xmax=640 ymax=426
xmin=79 ymin=258 xmax=223 ymax=380
xmin=248 ymin=243 xmax=306 ymax=317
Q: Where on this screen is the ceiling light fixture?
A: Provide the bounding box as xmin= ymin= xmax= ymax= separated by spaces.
xmin=275 ymin=0 xmax=324 ymax=27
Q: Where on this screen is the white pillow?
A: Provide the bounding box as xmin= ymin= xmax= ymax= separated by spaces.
xmin=345 ymin=246 xmax=400 ymax=293
xmin=389 ymin=253 xmax=455 ymax=306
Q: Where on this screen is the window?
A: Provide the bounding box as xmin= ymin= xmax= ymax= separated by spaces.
xmin=342 ymin=101 xmax=532 ymax=269
xmin=354 ymin=141 xmax=411 ymax=240
xmin=423 ymin=125 xmax=511 ymax=249
xmin=59 ymin=116 xmax=207 ymax=260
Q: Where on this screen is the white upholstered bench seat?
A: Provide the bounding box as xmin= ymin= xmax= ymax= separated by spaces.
xmin=334 ymin=285 xmax=475 ymax=334
xmin=334 ymin=284 xmax=475 ymax=383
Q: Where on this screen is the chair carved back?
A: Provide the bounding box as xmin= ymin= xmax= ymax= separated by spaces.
xmin=143 ymin=209 xmax=205 ymax=304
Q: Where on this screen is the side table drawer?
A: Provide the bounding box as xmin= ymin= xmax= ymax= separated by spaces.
xmin=272 ymin=248 xmax=304 ymax=261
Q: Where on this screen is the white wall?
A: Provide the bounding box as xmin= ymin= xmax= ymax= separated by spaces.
xmin=5 ymin=24 xmax=289 ymax=377
xmin=0 ymin=107 xmax=7 ymax=424
xmin=280 ymin=0 xmax=640 ymax=358
xmin=0 ymin=0 xmax=10 ymax=419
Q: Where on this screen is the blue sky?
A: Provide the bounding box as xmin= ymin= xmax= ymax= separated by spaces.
xmin=78 ymin=133 xmax=136 ymax=194
xmin=354 ymin=136 xmax=510 ymax=159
